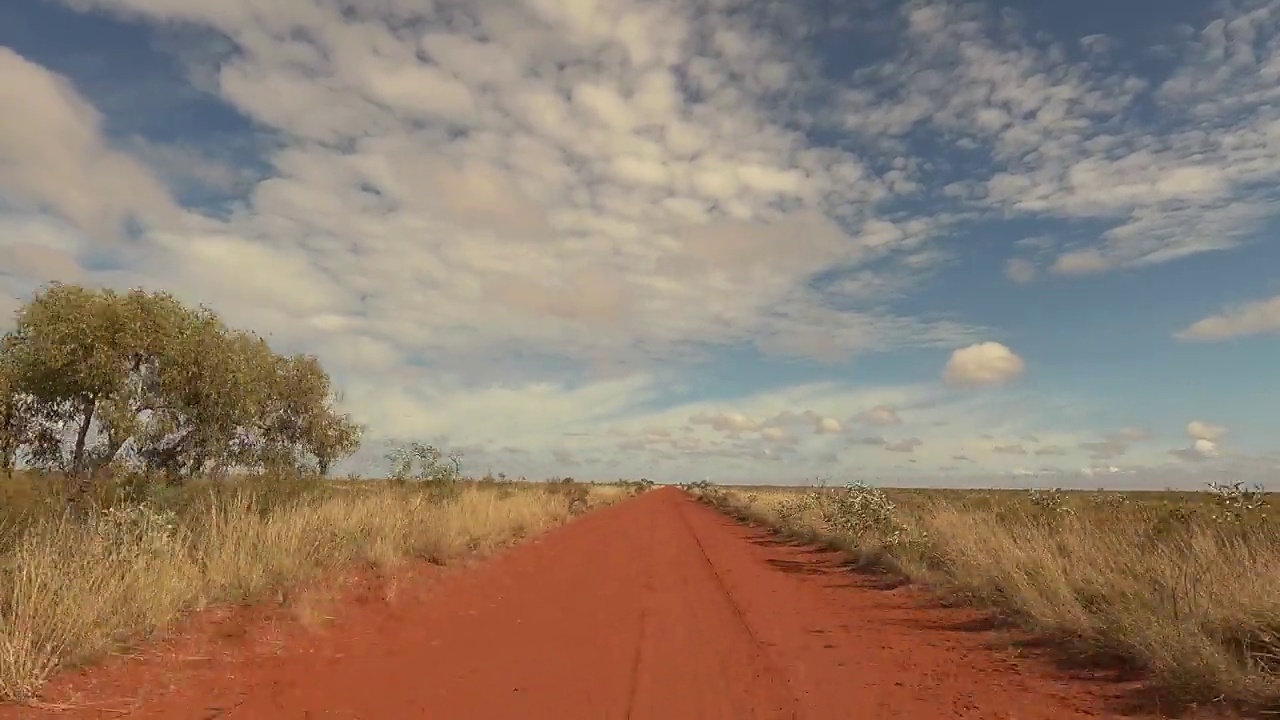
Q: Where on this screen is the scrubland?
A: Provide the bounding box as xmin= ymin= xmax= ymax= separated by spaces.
xmin=691 ymin=481 xmax=1280 ymax=713
xmin=0 ymin=472 xmax=640 ymax=701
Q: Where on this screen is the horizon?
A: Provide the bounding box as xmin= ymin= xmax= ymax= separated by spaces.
xmin=1 ymin=0 xmax=1278 ymax=489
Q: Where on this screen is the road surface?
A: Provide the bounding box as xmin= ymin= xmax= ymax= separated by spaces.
xmin=8 ymin=487 xmax=1136 ymax=719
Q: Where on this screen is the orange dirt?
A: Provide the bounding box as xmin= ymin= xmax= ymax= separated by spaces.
xmin=3 ymin=488 xmax=1191 ymax=719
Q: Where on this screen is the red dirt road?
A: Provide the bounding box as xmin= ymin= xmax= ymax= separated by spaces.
xmin=8 ymin=488 xmax=1147 ymax=719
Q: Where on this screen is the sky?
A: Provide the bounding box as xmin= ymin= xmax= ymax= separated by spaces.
xmin=1 ymin=0 xmax=1278 ymax=488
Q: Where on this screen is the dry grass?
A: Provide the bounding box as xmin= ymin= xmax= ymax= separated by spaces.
xmin=697 ymin=484 xmax=1280 ymax=714
xmin=0 ymin=474 xmax=636 ymax=702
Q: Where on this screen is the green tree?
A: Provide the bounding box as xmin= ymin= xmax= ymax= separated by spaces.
xmin=0 ymin=283 xmax=362 ymax=487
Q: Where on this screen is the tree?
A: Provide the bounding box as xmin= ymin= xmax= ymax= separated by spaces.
xmin=0 ymin=339 xmax=32 ymax=479
xmin=0 ymin=283 xmax=363 ymax=487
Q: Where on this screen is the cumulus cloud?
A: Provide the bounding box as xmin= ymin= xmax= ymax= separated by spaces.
xmin=943 ymin=342 xmax=1026 ymax=388
xmin=690 ymin=412 xmax=760 ymax=435
xmin=1187 ymin=421 xmax=1228 ymax=442
xmin=1172 ymin=439 xmax=1222 ymax=463
xmin=1175 ymin=294 xmax=1280 ymax=341
xmin=1172 ymin=421 xmax=1228 ymax=462
xmin=815 ymin=417 xmax=844 ymax=435
xmin=855 ymin=404 xmax=902 ymax=427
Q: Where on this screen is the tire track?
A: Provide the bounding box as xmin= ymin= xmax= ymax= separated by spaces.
xmin=671 ymin=497 xmax=804 ymax=719
xmin=624 ymin=495 xmax=657 ymax=720
xmin=619 ymin=490 xmax=801 ymax=719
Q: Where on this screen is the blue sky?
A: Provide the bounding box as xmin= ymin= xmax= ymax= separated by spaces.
xmin=1 ymin=0 xmax=1278 ymax=487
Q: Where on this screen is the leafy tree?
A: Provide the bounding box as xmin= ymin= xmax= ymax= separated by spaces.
xmin=0 ymin=339 xmax=32 ymax=479
xmin=0 ymin=283 xmax=362 ymax=488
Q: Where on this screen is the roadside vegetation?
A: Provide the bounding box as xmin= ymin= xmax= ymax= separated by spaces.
xmin=0 ymin=283 xmax=642 ymax=703
xmin=688 ymin=479 xmax=1280 ymax=714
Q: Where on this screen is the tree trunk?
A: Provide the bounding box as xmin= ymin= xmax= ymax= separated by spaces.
xmin=71 ymin=396 xmax=96 ymax=477
xmin=65 ymin=396 xmax=100 ymax=511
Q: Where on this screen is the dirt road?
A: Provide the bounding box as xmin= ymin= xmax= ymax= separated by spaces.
xmin=10 ymin=488 xmax=1141 ymax=719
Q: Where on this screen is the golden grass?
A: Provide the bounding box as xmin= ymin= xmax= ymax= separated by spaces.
xmin=0 ymin=476 xmax=635 ymax=702
xmin=699 ymin=485 xmax=1280 ymax=713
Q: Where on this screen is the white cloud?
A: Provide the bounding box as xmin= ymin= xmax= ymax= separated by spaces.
xmin=1171 ymin=421 xmax=1229 ymax=462
xmin=856 ymin=404 xmax=902 ymax=426
xmin=0 ymin=47 xmax=183 ymax=241
xmin=1172 ymin=439 xmax=1222 ymax=463
xmin=943 ymin=342 xmax=1026 ymax=388
xmin=815 ymin=417 xmax=844 ymax=435
xmin=3 ymin=0 xmax=1273 ymax=480
xmin=834 ymin=0 xmax=1280 ymax=274
xmin=1004 ymin=257 xmax=1037 ymax=284
xmin=690 ymin=412 xmax=760 ymax=435
xmin=884 ymin=437 xmax=922 ymax=453
xmin=21 ymin=0 xmax=988 ymax=400
xmin=1187 ymin=421 xmax=1228 ymax=442
xmin=1175 ymin=294 xmax=1280 ymax=341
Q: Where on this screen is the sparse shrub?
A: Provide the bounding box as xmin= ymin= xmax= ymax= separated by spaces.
xmin=1207 ymin=480 xmax=1269 ymax=525
xmin=1026 ymin=488 xmax=1074 ymax=519
xmin=386 ymin=442 xmax=463 ymax=497
xmin=819 ymin=481 xmax=916 ymax=549
xmin=773 ymin=491 xmax=818 ymax=525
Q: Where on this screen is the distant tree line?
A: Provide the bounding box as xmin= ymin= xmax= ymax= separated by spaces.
xmin=0 ymin=283 xmax=362 ymax=489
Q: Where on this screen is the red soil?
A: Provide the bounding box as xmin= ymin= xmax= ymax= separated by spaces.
xmin=3 ymin=487 xmax=1179 ymax=719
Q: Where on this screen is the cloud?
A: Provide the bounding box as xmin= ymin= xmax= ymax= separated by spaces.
xmin=1079 ymin=438 xmax=1129 ymax=461
xmin=855 ymin=404 xmax=902 ymax=427
xmin=1076 ymin=427 xmax=1150 ymax=461
xmin=690 ymin=412 xmax=760 ymax=435
xmin=5 ymin=0 xmax=1273 ymax=482
xmin=884 ymin=437 xmax=922 ymax=453
xmin=1172 ymin=439 xmax=1222 ymax=463
xmin=815 ymin=417 xmax=844 ymax=435
xmin=1049 ymin=250 xmax=1112 ymax=277
xmin=1034 ymin=445 xmax=1067 ymax=456
xmin=27 ymin=0 xmax=993 ymax=404
xmin=1114 ymin=427 xmax=1151 ymax=442
xmin=832 ymin=0 xmax=1280 ymax=275
xmin=943 ymin=342 xmax=1026 ymax=388
xmin=1003 ymin=257 xmax=1037 ymax=284
xmin=992 ymin=443 xmax=1028 ymax=455
xmin=1172 ymin=421 xmax=1228 ymax=462
xmin=1175 ymin=294 xmax=1280 ymax=341
xmin=1187 ymin=421 xmax=1227 ymax=442
xmin=0 ymin=47 xmax=182 ymax=240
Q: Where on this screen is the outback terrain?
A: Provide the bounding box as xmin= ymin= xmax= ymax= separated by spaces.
xmin=0 ymin=286 xmax=1274 ymax=718
xmin=4 ymin=482 xmax=1274 ymax=719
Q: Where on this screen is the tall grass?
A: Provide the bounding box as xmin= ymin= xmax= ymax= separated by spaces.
xmin=696 ymin=483 xmax=1280 ymax=712
xmin=0 ymin=474 xmax=634 ymax=702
